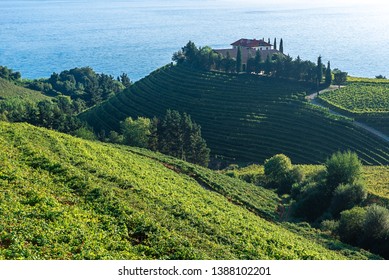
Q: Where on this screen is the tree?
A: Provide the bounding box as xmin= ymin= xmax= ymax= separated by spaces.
xmin=254 ymin=49 xmax=261 ymax=74
xmin=157 ymin=110 xmax=210 ymax=166
xmin=264 ymin=55 xmax=272 ymax=75
xmin=325 ymin=61 xmax=332 ymax=85
xmin=338 ymin=206 xmax=366 ymax=244
xmin=325 ymin=151 xmax=362 ymax=190
xmin=273 ymin=38 xmax=277 ymax=50
xmin=264 ymin=154 xmax=292 ymax=187
xmin=119 ymin=73 xmax=132 ymax=88
xmin=333 ymin=69 xmax=348 ymax=88
xmin=316 ymin=56 xmax=323 ymax=86
xmin=329 ymin=182 xmax=367 ymax=217
xmin=279 ymin=38 xmax=283 ymax=53
xmin=121 ymin=116 xmax=151 ymax=148
xmin=236 ymin=47 xmax=242 ymax=73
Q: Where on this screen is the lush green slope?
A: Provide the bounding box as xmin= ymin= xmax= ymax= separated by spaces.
xmin=318 ymin=79 xmax=389 ymax=134
xmin=80 ymin=65 xmax=389 ymax=165
xmin=0 ymin=122 xmax=377 ymax=259
xmin=0 ymin=78 xmax=50 ymax=102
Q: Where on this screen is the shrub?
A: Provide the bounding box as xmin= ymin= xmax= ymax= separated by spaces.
xmin=121 ymin=117 xmax=151 ymax=148
xmin=363 ymin=204 xmax=389 ymax=241
xmin=264 ymin=154 xmax=292 ymax=191
xmin=325 ymin=151 xmax=362 ymax=190
xmin=292 ymin=184 xmax=332 ymax=222
xmin=329 ymin=182 xmax=367 ymax=217
xmin=338 ymin=206 xmax=366 ymax=245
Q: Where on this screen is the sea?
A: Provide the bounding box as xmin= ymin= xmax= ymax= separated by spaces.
xmin=0 ymin=0 xmax=388 ymax=81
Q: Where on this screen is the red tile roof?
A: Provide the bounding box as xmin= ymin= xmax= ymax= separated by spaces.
xmin=231 ymin=38 xmax=272 ymax=48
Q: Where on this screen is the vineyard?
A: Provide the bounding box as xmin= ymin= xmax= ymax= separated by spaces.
xmin=80 ymin=65 xmax=389 ymax=165
xmin=318 ymin=79 xmax=389 ymax=135
xmin=1 ymin=121 xmax=379 ymax=259
xmin=318 ymin=83 xmax=389 ymax=113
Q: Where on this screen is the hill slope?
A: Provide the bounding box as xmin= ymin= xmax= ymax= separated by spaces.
xmin=0 ymin=121 xmax=377 ymax=259
xmin=80 ymin=65 xmax=389 ymax=165
xmin=0 ymin=78 xmax=50 ymax=102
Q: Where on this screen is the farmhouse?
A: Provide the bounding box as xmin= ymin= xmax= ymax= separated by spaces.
xmin=214 ymin=38 xmax=283 ymax=70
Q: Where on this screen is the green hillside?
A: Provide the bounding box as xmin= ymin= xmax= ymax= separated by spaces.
xmin=0 ymin=121 xmax=377 ymax=260
xmin=80 ymin=65 xmax=389 ymax=165
xmin=0 ymin=78 xmax=50 ymax=102
xmin=318 ymin=78 xmax=389 ymax=135
xmin=223 ymin=164 xmax=389 ymax=206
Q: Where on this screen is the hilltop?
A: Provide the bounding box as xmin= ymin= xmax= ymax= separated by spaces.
xmin=80 ymin=65 xmax=389 ymax=165
xmin=0 ymin=121 xmax=378 ymax=260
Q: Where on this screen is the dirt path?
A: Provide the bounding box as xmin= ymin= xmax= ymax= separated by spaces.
xmin=306 ymin=87 xmax=389 ymax=143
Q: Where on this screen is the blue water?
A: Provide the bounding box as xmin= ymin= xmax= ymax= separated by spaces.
xmin=0 ymin=0 xmax=388 ymax=80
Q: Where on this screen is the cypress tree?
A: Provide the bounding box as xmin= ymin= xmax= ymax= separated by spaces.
xmin=325 ymin=61 xmax=332 ymax=85
xmin=279 ymin=38 xmax=284 ymax=53
xmin=264 ymin=55 xmax=272 ymax=75
xmin=255 ymin=49 xmax=261 ymax=74
xmin=268 ymin=38 xmax=271 ymax=44
xmin=274 ymin=38 xmax=277 ymax=50
xmin=236 ymin=47 xmax=242 ymax=73
xmin=317 ymin=55 xmax=323 ymax=84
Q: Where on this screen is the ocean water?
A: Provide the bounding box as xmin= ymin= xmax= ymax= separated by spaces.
xmin=0 ymin=0 xmax=388 ymax=81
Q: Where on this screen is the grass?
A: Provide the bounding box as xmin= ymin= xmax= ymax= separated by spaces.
xmin=0 ymin=78 xmax=51 ymax=102
xmin=80 ymin=65 xmax=389 ymax=165
xmin=0 ymin=121 xmax=379 ymax=260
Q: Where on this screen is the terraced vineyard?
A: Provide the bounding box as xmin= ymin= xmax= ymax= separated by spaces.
xmin=1 ymin=121 xmax=378 ymax=259
xmin=81 ymin=65 xmax=389 ymax=165
xmin=318 ymin=79 xmax=389 ymax=135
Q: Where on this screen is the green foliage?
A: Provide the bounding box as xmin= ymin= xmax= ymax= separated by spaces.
xmin=72 ymin=126 xmax=98 ymax=141
xmin=121 ymin=117 xmax=151 ymax=148
xmin=316 ymin=56 xmax=323 ymax=84
xmin=264 ymin=154 xmax=295 ymax=193
xmin=338 ymin=205 xmax=389 ymax=258
xmin=329 ymin=182 xmax=367 ymax=217
xmin=0 ymin=65 xmax=21 ymax=81
xmin=236 ymin=47 xmax=242 ymax=73
xmin=325 ymin=151 xmax=362 ymax=189
xmin=27 ymin=67 xmax=125 ymax=107
xmin=0 ymin=121 xmax=361 ymax=260
xmin=0 ymin=78 xmax=51 ymax=102
xmin=279 ymin=38 xmax=283 ymax=53
xmin=325 ymin=61 xmax=332 ymax=85
xmin=0 ymin=98 xmax=83 ymax=133
xmin=319 ymin=83 xmax=389 ymax=113
xmin=338 ymin=207 xmax=366 ymax=244
xmin=333 ymin=69 xmax=348 ymax=88
xmin=157 ymin=110 xmax=210 ymax=166
xmin=80 ymin=65 xmax=389 ymax=165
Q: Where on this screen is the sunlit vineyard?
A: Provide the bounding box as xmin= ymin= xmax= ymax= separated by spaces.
xmin=319 ymin=83 xmax=389 ymax=113
xmin=0 ymin=122 xmax=378 ymax=260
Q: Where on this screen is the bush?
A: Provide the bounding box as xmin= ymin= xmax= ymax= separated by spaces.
xmin=329 ymin=182 xmax=367 ymax=217
xmin=338 ymin=206 xmax=366 ymax=245
xmin=338 ymin=205 xmax=389 ymax=258
xmin=264 ymin=154 xmax=292 ymax=190
xmin=292 ymin=184 xmax=332 ymax=222
xmin=325 ymin=151 xmax=362 ymax=190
